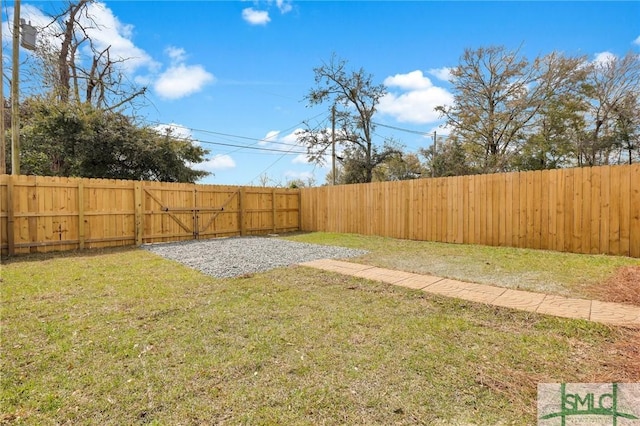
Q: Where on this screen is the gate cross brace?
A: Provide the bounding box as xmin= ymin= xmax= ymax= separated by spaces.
xmin=199 ymin=189 xmax=241 ymax=234
xmin=144 ymin=189 xmax=193 ymax=235
xmin=144 ymin=188 xmax=226 ymax=239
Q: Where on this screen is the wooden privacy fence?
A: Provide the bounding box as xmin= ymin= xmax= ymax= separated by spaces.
xmin=2 ymin=164 xmax=639 ymax=258
xmin=300 ymin=164 xmax=640 ymax=258
xmin=0 ymin=175 xmax=301 ymax=256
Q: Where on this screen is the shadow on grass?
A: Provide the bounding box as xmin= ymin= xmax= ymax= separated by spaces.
xmin=0 ymin=245 xmax=140 ymax=265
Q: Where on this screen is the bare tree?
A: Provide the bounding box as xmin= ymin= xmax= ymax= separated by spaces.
xmin=297 ymin=54 xmax=398 ymax=183
xmin=32 ymin=0 xmax=147 ymax=111
xmin=577 ymin=52 xmax=640 ymax=166
xmin=517 ymin=52 xmax=589 ymax=170
xmin=437 ymin=46 xmax=584 ymax=173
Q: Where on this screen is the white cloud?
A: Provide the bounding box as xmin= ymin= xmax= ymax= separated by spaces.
xmin=165 ymin=46 xmax=187 ymax=63
xmin=154 ymin=48 xmax=215 ymax=99
xmin=379 ymin=70 xmax=453 ymax=124
xmin=282 ymin=129 xmax=304 ymax=144
xmin=384 ymin=70 xmax=433 ymax=90
xmin=242 ymin=8 xmax=271 ymax=25
xmin=241 ymin=1 xmax=291 ymax=25
xmin=202 ymin=155 xmax=236 ymax=171
xmin=429 ymin=67 xmax=453 ymax=82
xmin=379 ymin=88 xmax=453 ymax=124
xmin=276 ymin=0 xmax=293 ymax=14
xmin=258 ymin=129 xmax=306 ymax=151
xmin=593 ymin=51 xmax=616 ymax=67
xmin=153 ymin=123 xmax=192 ymax=140
xmin=634 ymin=35 xmax=640 ymax=46
xmin=154 ymin=64 xmax=214 ymax=99
xmin=81 ymin=2 xmax=158 ymax=73
xmin=260 ymin=130 xmax=281 ymax=146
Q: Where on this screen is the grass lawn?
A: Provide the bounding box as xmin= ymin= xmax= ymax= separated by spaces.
xmin=285 ymin=232 xmax=640 ymax=300
xmin=1 ymin=238 xmax=639 ymax=424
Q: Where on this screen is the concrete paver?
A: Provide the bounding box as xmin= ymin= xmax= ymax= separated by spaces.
xmin=299 ymin=259 xmax=640 ymax=328
xmin=536 ymin=295 xmax=591 ymax=320
xmin=353 ymin=267 xmax=418 ymax=284
xmin=491 ymin=289 xmax=547 ymax=313
xmin=590 ymin=300 xmax=640 ymax=328
xmin=395 ymin=275 xmax=443 ymax=290
xmin=427 ymin=279 xmax=507 ymax=304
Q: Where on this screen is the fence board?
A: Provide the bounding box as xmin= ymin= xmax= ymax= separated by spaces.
xmin=497 ymin=174 xmax=506 ymax=247
xmin=571 ymin=168 xmax=582 ymax=253
xmin=462 ymin=176 xmax=470 ymax=244
xmin=540 ymin=170 xmax=550 ymax=250
xmin=517 ymin=172 xmax=527 ymax=248
xmin=546 ymin=170 xmax=557 ymax=251
xmin=478 ymin=175 xmax=486 ymax=245
xmin=619 ymin=166 xmax=631 ymax=256
xmin=508 ymin=172 xmax=518 ymax=248
xmin=590 ymin=167 xmax=601 ymax=254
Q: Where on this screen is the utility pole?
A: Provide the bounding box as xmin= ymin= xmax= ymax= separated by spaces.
xmin=331 ymin=104 xmax=336 ymax=185
xmin=11 ymin=0 xmax=21 ymax=175
xmin=9 ymin=0 xmax=36 ymax=175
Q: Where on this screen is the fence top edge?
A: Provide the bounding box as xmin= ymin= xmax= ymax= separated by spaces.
xmin=1 ymin=163 xmax=634 ymax=188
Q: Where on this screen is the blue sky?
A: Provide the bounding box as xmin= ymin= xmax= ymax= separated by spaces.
xmin=6 ymin=1 xmax=640 ymax=185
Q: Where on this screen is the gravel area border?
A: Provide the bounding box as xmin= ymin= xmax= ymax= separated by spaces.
xmin=143 ymin=236 xmax=368 ymax=278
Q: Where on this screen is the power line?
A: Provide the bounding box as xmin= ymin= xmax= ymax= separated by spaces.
xmin=169 ymin=133 xmax=308 ymax=154
xmin=372 ymin=121 xmax=432 ymax=136
xmin=147 ymin=111 xmax=325 ymax=149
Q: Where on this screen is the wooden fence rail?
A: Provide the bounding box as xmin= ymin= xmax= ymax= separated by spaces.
xmin=300 ymin=164 xmax=640 ymax=258
xmin=0 ymin=175 xmax=300 ymax=256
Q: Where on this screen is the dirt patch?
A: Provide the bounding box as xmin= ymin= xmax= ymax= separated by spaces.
xmin=588 ymin=266 xmax=640 ymax=306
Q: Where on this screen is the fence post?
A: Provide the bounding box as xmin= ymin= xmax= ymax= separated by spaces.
xmin=192 ymin=186 xmax=198 ymax=239
xmin=27 ymin=178 xmax=38 ymax=253
xmin=297 ymin=189 xmax=302 ymax=232
xmin=78 ymin=180 xmax=85 ymax=249
xmin=239 ymin=187 xmax=246 ymax=236
xmin=134 ymin=182 xmax=143 ymax=246
xmin=7 ymin=176 xmax=15 ymax=255
xmin=406 ymin=182 xmax=412 ymax=240
xmin=272 ymin=188 xmax=277 ymax=233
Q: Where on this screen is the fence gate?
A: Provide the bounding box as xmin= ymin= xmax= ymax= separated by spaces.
xmin=142 ymin=186 xmax=231 ymax=243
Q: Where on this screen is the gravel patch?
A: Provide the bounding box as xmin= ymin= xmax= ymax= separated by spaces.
xmin=143 ymin=236 xmax=368 ymax=278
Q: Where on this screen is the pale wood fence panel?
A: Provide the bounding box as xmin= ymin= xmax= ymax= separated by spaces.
xmin=300 ymin=164 xmax=640 ymax=258
xmin=0 ymin=175 xmax=300 ymax=255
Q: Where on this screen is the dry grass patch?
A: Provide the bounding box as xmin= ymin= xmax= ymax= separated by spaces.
xmin=587 ymin=266 xmax=640 ymax=306
xmin=1 ymin=246 xmax=637 ymax=424
xmin=285 ymin=232 xmax=640 ymax=300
